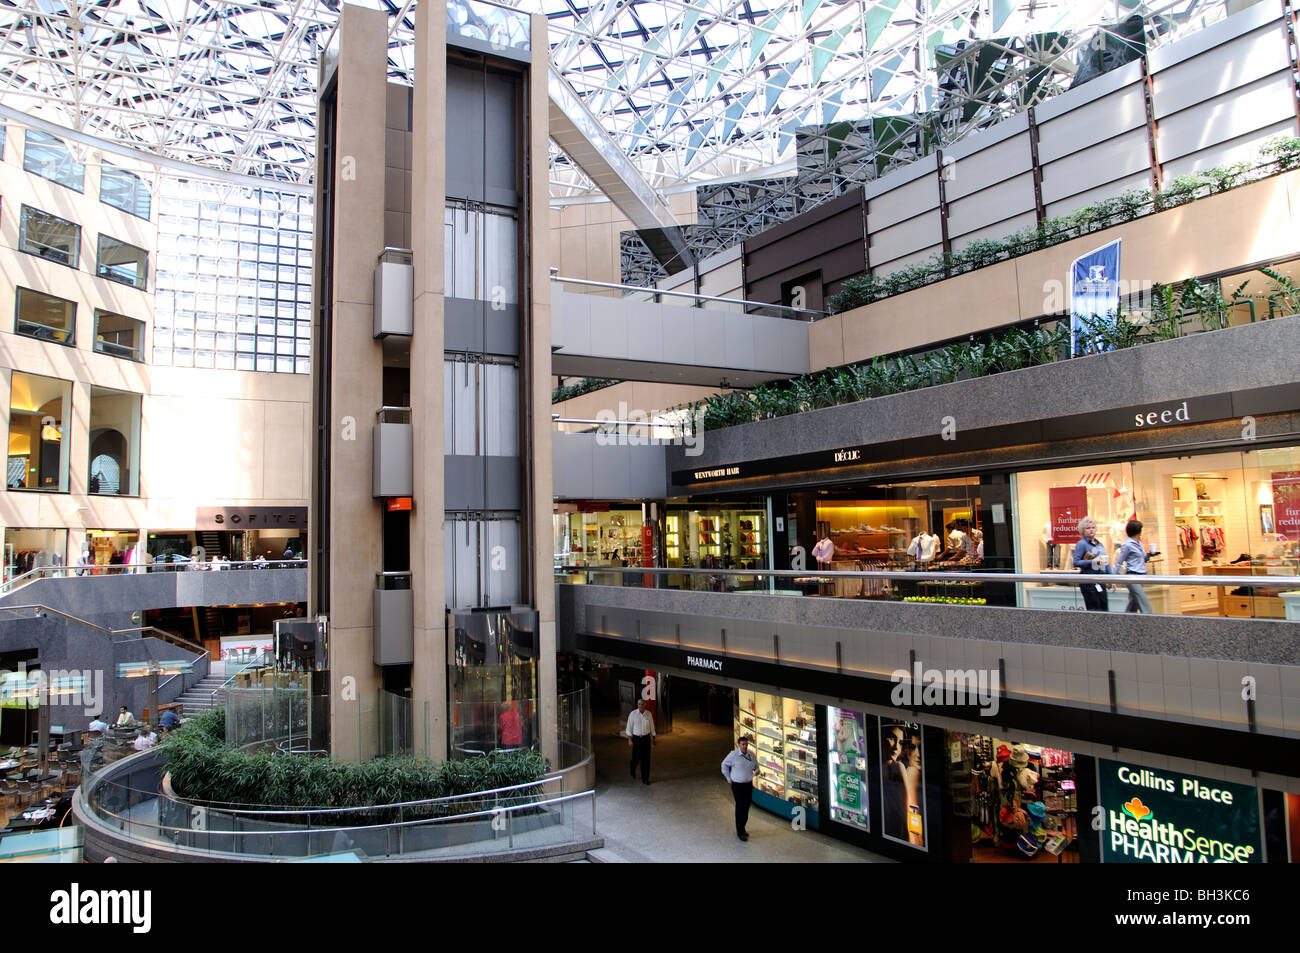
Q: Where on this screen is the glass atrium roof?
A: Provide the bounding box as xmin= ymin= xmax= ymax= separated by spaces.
xmin=0 ymin=0 xmax=1234 ymax=196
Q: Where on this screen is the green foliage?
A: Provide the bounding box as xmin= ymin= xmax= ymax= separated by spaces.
xmin=552 ymin=377 xmax=617 ymax=404
xmin=1260 ymin=135 xmax=1300 ymax=172
xmin=156 ymin=708 xmax=549 ymax=819
xmin=1260 ymin=267 xmax=1300 ymax=317
xmin=826 ymin=141 xmax=1287 ymax=316
xmin=1074 ymin=310 xmax=1145 ymax=354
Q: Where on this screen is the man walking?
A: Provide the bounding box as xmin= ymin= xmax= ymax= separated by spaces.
xmin=625 ymin=698 xmax=656 ymax=785
xmin=721 ymin=734 xmax=759 ymax=841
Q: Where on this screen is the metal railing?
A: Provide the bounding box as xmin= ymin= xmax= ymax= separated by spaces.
xmin=551 ymin=272 xmax=826 ymax=321
xmin=0 ymin=560 xmax=307 ymax=593
xmin=554 ymin=564 xmax=1300 ymax=618
xmin=80 ymin=748 xmax=597 ymax=861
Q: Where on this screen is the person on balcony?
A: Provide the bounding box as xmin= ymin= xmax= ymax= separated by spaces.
xmin=1072 ymin=517 xmax=1111 ymax=611
xmin=1117 ymin=519 xmax=1157 ymax=613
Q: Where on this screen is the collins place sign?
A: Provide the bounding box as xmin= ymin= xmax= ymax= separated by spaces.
xmin=1098 ymin=760 xmax=1261 ymax=863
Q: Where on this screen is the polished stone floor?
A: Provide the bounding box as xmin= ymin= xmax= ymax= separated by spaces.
xmin=588 ymin=710 xmax=890 ymax=863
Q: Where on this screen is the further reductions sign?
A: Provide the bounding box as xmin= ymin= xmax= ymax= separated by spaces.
xmin=1271 ymin=471 xmax=1300 ymax=541
xmin=1048 ymin=486 xmax=1088 ymax=544
xmin=1098 ymin=759 xmax=1262 ymax=863
xmin=1069 ymin=239 xmax=1122 ymax=355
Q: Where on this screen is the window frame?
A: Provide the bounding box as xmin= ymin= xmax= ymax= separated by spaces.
xmin=99 ymin=163 xmax=152 ymax=221
xmin=18 ymin=205 xmax=81 ymax=268
xmin=14 ymin=286 xmax=77 ymax=347
xmin=22 ymin=129 xmax=84 ymax=193
xmin=7 ymin=370 xmax=73 ymax=493
xmin=96 ymin=234 xmax=149 ymax=290
xmin=92 ymin=310 xmax=146 ymax=363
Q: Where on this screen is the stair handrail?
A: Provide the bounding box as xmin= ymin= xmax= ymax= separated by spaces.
xmin=204 ymin=649 xmax=277 ymax=709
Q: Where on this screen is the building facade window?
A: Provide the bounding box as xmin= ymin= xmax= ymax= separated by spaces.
xmin=99 ymin=163 xmax=151 ymax=220
xmin=7 ymin=371 xmax=72 ymax=492
xmin=153 ymin=178 xmax=312 ymax=373
xmin=22 ymin=129 xmax=83 ymax=192
xmin=87 ymin=386 xmax=141 ymax=496
xmin=96 ymin=234 xmax=148 ymax=289
xmin=14 ymin=287 xmax=76 ymax=345
xmin=93 ymin=310 xmax=145 ymax=362
xmin=19 ymin=206 xmax=80 ymax=267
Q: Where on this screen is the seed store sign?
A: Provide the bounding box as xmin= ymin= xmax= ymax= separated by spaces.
xmin=1099 ymin=760 xmax=1261 ymax=863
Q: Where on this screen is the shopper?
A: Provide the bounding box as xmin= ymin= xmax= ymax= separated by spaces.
xmin=721 ymin=734 xmax=759 ymax=841
xmin=625 ymin=698 xmax=656 ymax=785
xmin=1072 ymin=516 xmax=1111 ymax=611
xmin=1117 ymin=519 xmax=1156 ymax=613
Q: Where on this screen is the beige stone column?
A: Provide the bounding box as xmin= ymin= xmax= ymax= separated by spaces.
xmin=529 ymin=11 xmax=559 ymax=769
xmin=410 ymin=0 xmax=449 ymax=760
xmin=323 ymin=4 xmax=388 ymax=762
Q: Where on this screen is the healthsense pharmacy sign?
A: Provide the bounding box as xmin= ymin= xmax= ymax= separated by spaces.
xmin=1099 ymin=760 xmax=1261 ymax=863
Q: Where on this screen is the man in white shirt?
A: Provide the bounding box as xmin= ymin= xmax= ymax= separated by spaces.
xmin=132 ymin=729 xmax=158 ymax=751
xmin=625 ymin=698 xmax=656 ymax=785
xmin=721 ymin=735 xmax=760 ymax=841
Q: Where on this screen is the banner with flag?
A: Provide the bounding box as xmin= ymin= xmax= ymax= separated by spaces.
xmin=1069 ymin=239 xmax=1122 ymax=355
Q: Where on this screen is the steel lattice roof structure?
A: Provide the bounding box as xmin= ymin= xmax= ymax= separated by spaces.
xmin=0 ymin=0 xmax=1237 ymax=197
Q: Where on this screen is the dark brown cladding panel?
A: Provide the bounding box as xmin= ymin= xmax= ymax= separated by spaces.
xmin=743 ymin=189 xmax=866 ymax=305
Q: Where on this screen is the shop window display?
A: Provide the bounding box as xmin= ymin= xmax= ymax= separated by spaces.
xmin=554 ymin=507 xmax=645 ymax=573
xmin=949 ymin=732 xmax=1078 ymax=863
xmin=1014 ymin=447 xmax=1300 ymax=617
xmin=794 ymin=480 xmax=987 ymax=601
xmin=7 ymin=371 xmax=71 ymax=492
xmin=734 ymin=690 xmax=818 ymax=820
xmin=666 ymin=502 xmax=768 ymax=591
xmin=3 ymin=527 xmax=67 ymax=583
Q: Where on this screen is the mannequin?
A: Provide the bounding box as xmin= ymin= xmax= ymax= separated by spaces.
xmin=1042 ymin=522 xmax=1056 ymax=569
xmin=906 ymin=532 xmax=938 ymax=563
xmin=812 ymin=536 xmax=834 ymax=566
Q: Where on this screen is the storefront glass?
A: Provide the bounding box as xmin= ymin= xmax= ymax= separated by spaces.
xmin=3 ymin=527 xmax=67 ymax=583
xmin=84 ymin=530 xmax=140 ymax=572
xmin=554 ymin=505 xmax=646 ymax=568
xmin=7 ymin=371 xmax=71 ymax=491
xmin=1014 ymin=445 xmax=1300 ymax=616
xmin=948 ymin=732 xmax=1079 ymax=863
xmin=666 ymin=499 xmax=768 ymax=590
xmin=734 ymin=689 xmax=818 ymax=818
xmin=88 ymin=385 xmax=142 ymax=496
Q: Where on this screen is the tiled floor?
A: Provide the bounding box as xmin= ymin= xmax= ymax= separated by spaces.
xmin=589 ymin=711 xmax=890 ymax=863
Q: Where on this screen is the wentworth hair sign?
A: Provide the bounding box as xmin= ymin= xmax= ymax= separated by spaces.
xmin=1098 ymin=760 xmax=1261 ymax=863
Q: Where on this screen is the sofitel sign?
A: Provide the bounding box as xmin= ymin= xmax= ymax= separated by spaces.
xmin=196 ymin=507 xmax=309 ymax=530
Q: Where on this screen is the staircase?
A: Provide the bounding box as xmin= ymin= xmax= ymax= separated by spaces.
xmin=174 ymin=675 xmax=228 ymax=716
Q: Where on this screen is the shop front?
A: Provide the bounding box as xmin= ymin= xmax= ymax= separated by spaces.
xmin=734 ymin=689 xmax=818 ymax=825
xmin=84 ymin=529 xmax=140 ymax=572
xmin=1013 ymin=444 xmax=1300 ymax=617
xmin=3 ymin=527 xmax=67 ymax=582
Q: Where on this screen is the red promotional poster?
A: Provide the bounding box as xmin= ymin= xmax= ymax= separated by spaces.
xmin=1271 ymin=471 xmax=1300 ymax=541
xmin=641 ymin=525 xmax=654 ymax=587
xmin=1049 ymin=486 xmax=1089 ymax=544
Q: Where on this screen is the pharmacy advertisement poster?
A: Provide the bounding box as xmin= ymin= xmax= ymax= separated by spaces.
xmin=828 ymin=707 xmax=868 ymax=831
xmin=1098 ymin=760 xmax=1261 ymax=863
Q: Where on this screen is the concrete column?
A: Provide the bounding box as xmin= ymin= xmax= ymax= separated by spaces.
xmin=410 ymin=0 xmax=449 ymax=760
xmin=529 ymin=11 xmax=558 ymax=769
xmin=324 ymin=4 xmax=388 ymax=762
